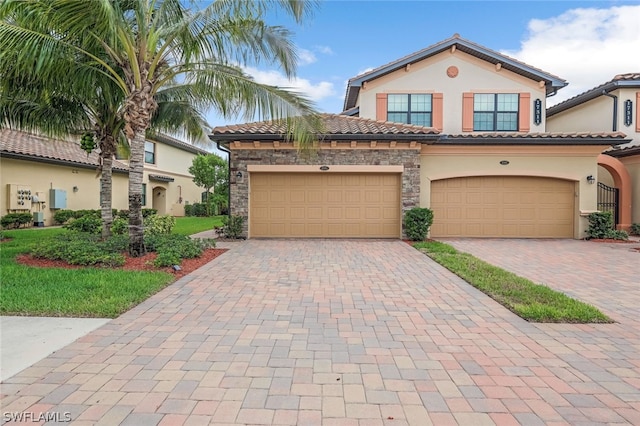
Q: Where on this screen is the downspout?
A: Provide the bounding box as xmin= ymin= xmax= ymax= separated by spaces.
xmin=215 ymin=140 xmax=232 ymax=221
xmin=602 ymin=90 xmax=618 ymax=131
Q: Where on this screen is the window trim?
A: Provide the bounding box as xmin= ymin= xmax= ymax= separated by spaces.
xmin=142 ymin=183 xmax=147 ymax=207
xmin=144 ymin=141 xmax=156 ymax=164
xmin=473 ymin=93 xmax=519 ymax=132
xmin=387 ymin=93 xmax=433 ymax=126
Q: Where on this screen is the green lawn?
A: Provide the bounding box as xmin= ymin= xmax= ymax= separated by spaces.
xmin=413 ymin=240 xmax=612 ymax=323
xmin=0 ymin=227 xmax=172 ymax=318
xmin=173 ymin=215 xmax=224 ymax=235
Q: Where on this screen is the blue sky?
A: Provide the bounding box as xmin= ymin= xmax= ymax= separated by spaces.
xmin=205 ymin=0 xmax=640 ymax=142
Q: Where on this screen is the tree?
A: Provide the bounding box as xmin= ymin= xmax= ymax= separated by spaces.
xmin=189 ymin=154 xmax=228 ymax=215
xmin=1 ymin=0 xmax=322 ymax=256
xmin=0 ymin=19 xmax=209 ymax=239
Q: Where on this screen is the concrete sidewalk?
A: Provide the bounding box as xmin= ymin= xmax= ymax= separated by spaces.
xmin=0 ymin=316 xmax=110 ymax=381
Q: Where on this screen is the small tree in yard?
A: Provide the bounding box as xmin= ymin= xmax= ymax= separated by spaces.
xmin=189 ymin=154 xmax=228 ymax=216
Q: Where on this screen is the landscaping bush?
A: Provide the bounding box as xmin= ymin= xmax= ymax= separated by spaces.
xmin=586 ymin=211 xmax=628 ymax=240
xmin=115 ymin=209 xmax=129 ymax=219
xmin=404 ymin=207 xmax=434 ymax=241
xmin=145 ymin=234 xmax=215 ymax=267
xmin=53 ymin=209 xmax=76 ymax=225
xmin=63 ymin=215 xmax=102 ymax=234
xmin=143 ymin=214 xmax=176 ymax=235
xmin=111 ymin=217 xmax=128 ymax=235
xmin=1 ymin=212 xmax=33 ymax=229
xmin=31 ymin=233 xmax=125 ymax=267
xmin=630 ymin=223 xmax=640 ymax=236
xmin=185 ymin=202 xmax=207 ymax=217
xmin=142 ymin=208 xmax=158 ymax=218
xmin=221 ymin=215 xmax=244 ymax=239
xmin=184 ymin=204 xmax=193 ymax=216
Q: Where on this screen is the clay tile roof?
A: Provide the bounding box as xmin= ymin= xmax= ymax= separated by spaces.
xmin=548 ymin=72 xmax=640 ymax=116
xmin=0 ymin=129 xmax=129 ymax=171
xmin=437 ymin=132 xmax=629 ymax=145
xmin=211 ymin=113 xmax=440 ymax=141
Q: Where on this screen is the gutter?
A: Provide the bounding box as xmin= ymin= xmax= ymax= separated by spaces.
xmin=601 ymin=90 xmax=618 ymax=132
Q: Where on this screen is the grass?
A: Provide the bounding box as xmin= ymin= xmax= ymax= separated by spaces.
xmin=1 ymin=227 xmax=173 ymax=318
xmin=413 ymin=241 xmax=613 ymax=323
xmin=173 ymin=215 xmax=224 ymax=235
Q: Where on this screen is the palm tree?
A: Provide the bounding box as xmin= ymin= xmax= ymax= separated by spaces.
xmin=1 ymin=0 xmax=321 ymax=255
xmin=0 ymin=31 xmax=209 ymax=239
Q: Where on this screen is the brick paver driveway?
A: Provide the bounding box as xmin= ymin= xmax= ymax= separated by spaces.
xmin=1 ymin=239 xmax=639 ymax=425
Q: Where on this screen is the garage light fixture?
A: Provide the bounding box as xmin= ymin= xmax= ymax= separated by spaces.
xmin=236 ymin=171 xmax=243 ymax=181
xmin=586 ymin=175 xmax=596 ymax=184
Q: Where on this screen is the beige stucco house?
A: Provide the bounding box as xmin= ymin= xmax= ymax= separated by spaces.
xmin=210 ymin=34 xmax=629 ymax=240
xmin=1 ymin=129 xmax=208 ymax=226
xmin=547 ymin=73 xmax=640 ymax=227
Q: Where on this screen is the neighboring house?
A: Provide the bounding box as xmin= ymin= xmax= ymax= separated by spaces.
xmin=210 ymin=34 xmax=629 ymax=240
xmin=0 ymin=129 xmax=208 ymax=226
xmin=547 ymin=73 xmax=640 ymax=228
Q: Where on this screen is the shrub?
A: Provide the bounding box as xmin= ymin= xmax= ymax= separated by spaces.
xmin=185 ymin=202 xmax=207 ymax=217
xmin=115 ymin=210 xmax=129 ymax=219
xmin=111 ymin=217 xmax=128 ymax=235
xmin=1 ymin=212 xmax=33 ymax=229
xmin=146 ymin=234 xmax=215 ymax=267
xmin=586 ymin=211 xmax=614 ymax=239
xmin=143 ymin=214 xmax=176 ymax=235
xmin=53 ymin=209 xmax=76 ymax=225
xmin=586 ymin=211 xmax=628 ymax=240
xmin=63 ymin=215 xmax=102 ymax=234
xmin=404 ymin=207 xmax=434 ymax=241
xmin=142 ymin=208 xmax=158 ymax=218
xmin=31 ymin=233 xmax=125 ymax=267
xmin=221 ymin=215 xmax=244 ymax=239
xmin=184 ymin=204 xmax=193 ymax=216
xmin=630 ymin=223 xmax=640 ymax=236
xmin=73 ymin=209 xmax=100 ymax=219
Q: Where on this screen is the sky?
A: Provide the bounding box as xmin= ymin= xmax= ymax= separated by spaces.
xmin=204 ymin=0 xmax=640 ymax=151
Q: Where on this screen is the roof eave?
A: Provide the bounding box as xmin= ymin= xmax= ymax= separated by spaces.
xmin=435 ymin=136 xmax=630 ymax=146
xmin=1 ymin=151 xmax=130 ymax=173
xmin=210 ymin=133 xmax=440 ymax=143
xmin=548 ymin=80 xmax=640 ymax=117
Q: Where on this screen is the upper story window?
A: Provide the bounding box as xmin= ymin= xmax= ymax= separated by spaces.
xmin=387 ymin=94 xmax=432 ymax=126
xmin=144 ymin=141 xmax=156 ymax=164
xmin=474 ymin=94 xmax=519 ymax=131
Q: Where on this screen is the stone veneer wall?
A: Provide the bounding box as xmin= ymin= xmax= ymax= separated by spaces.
xmin=230 ymin=148 xmax=421 ymax=238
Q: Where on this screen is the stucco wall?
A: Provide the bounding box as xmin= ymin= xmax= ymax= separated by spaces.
xmin=547 ymin=88 xmax=639 ymax=140
xmin=230 ymin=147 xmax=421 ymax=238
xmin=1 ymin=158 xmax=129 ymax=226
xmin=357 ymin=50 xmax=547 ymax=133
xmin=620 ymin=155 xmax=640 ymax=223
xmin=420 ymin=145 xmax=607 ymax=238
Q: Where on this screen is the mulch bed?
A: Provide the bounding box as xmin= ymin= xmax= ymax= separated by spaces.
xmin=16 ymin=248 xmax=228 ymax=279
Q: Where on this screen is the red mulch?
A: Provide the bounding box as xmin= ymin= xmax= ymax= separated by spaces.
xmin=16 ymin=248 xmax=228 ymax=279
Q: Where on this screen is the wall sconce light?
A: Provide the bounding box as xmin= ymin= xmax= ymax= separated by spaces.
xmin=72 ymin=186 xmax=79 ymax=193
xmin=236 ymin=171 xmax=243 ymax=182
xmin=586 ymin=175 xmax=596 ymax=184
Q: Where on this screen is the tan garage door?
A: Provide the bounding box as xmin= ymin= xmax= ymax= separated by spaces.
xmin=430 ymin=176 xmax=575 ymax=238
xmin=250 ymin=173 xmax=401 ymax=238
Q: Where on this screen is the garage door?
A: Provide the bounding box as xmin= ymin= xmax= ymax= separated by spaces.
xmin=430 ymin=176 xmax=575 ymax=238
xmin=250 ymin=173 xmax=401 ymax=238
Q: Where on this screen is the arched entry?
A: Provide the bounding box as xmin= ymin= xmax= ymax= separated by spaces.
xmin=598 ymin=154 xmax=632 ymax=231
xmin=152 ymin=186 xmax=167 ymax=215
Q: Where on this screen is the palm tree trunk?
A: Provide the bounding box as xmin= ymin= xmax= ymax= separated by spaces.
xmin=128 ymin=130 xmax=146 ymax=256
xmin=100 ymin=153 xmax=114 ymax=239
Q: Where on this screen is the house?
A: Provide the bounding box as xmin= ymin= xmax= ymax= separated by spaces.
xmin=0 ymin=129 xmax=208 ymax=226
xmin=210 ymin=34 xmax=629 ymax=239
xmin=547 ymin=73 xmax=640 ymax=229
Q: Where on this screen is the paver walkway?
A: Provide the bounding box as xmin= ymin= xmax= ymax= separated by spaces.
xmin=1 ymin=239 xmax=639 ymax=425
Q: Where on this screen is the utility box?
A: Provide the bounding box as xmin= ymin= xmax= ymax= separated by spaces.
xmin=6 ymin=184 xmax=32 ymax=210
xmin=49 ymin=189 xmax=67 ymax=209
xmin=33 ymin=212 xmax=44 ymax=227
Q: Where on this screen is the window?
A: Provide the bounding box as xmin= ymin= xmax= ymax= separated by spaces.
xmin=473 ymin=94 xmax=518 ymax=131
xmin=142 ymin=183 xmax=147 ymax=206
xmin=144 ymin=141 xmax=156 ymax=164
xmin=387 ymin=94 xmax=432 ymax=126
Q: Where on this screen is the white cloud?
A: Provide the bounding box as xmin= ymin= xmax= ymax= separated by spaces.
xmin=503 ymin=5 xmax=640 ymax=106
xmin=243 ymin=66 xmax=336 ymax=106
xmin=314 ymin=45 xmax=334 ymax=55
xmin=297 ymin=48 xmax=317 ymax=65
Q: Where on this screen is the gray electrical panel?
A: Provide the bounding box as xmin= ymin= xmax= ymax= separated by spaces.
xmin=49 ymin=189 xmax=67 ymax=209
